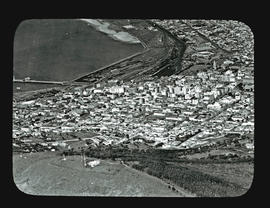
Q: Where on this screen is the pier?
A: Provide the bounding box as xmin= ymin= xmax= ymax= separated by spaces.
xmin=13 ymin=79 xmax=64 ymax=85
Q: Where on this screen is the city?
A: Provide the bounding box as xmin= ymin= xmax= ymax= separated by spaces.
xmin=13 ymin=19 xmax=254 ymax=197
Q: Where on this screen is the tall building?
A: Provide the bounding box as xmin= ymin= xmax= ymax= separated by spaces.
xmin=174 ymin=86 xmax=181 ymax=95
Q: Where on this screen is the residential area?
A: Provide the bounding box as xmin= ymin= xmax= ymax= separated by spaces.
xmin=13 ymin=20 xmax=254 ymax=157
xmin=12 ymin=19 xmax=254 ymax=197
xmin=13 ymin=56 xmax=254 ymax=157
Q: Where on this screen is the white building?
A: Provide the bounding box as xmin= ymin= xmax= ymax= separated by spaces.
xmin=174 ymin=86 xmax=182 ymax=95
xmin=109 ymin=86 xmax=124 ymax=94
xmin=207 ymin=102 xmax=222 ymax=111
xmin=87 ymin=160 xmax=100 ymax=168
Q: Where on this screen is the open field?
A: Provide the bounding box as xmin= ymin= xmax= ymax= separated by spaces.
xmin=58 ymin=146 xmax=253 ymax=197
xmin=13 ymin=152 xmax=184 ymax=196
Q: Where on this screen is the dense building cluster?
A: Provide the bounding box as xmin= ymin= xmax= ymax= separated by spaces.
xmin=13 ymin=65 xmax=254 ymax=152
xmin=13 ymin=20 xmax=254 ymax=155
xmin=152 ymin=19 xmax=254 ymax=72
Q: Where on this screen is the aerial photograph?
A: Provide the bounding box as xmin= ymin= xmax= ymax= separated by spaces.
xmin=13 ymin=19 xmax=254 ymax=197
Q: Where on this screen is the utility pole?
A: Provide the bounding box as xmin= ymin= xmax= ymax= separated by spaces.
xmin=82 ymin=150 xmax=86 ymax=167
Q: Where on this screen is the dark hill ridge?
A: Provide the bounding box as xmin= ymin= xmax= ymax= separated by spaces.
xmin=14 ymin=19 xmax=143 ymax=81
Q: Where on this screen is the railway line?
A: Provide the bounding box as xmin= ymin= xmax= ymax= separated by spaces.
xmin=73 ymin=20 xmax=187 ymax=84
xmin=14 ymin=19 xmax=240 ymax=90
xmin=13 ymin=19 xmax=187 ymax=89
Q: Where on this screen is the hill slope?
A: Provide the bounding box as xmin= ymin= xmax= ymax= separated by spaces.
xmin=13 ymin=152 xmax=185 ymax=196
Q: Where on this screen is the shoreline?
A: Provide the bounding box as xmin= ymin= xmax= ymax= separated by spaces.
xmin=79 ymin=19 xmax=142 ymax=45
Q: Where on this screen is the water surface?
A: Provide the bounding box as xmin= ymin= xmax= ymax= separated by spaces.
xmin=14 ymin=19 xmax=143 ymax=82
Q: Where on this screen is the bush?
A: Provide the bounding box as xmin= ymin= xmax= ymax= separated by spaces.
xmin=132 ymin=164 xmax=145 ymax=171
